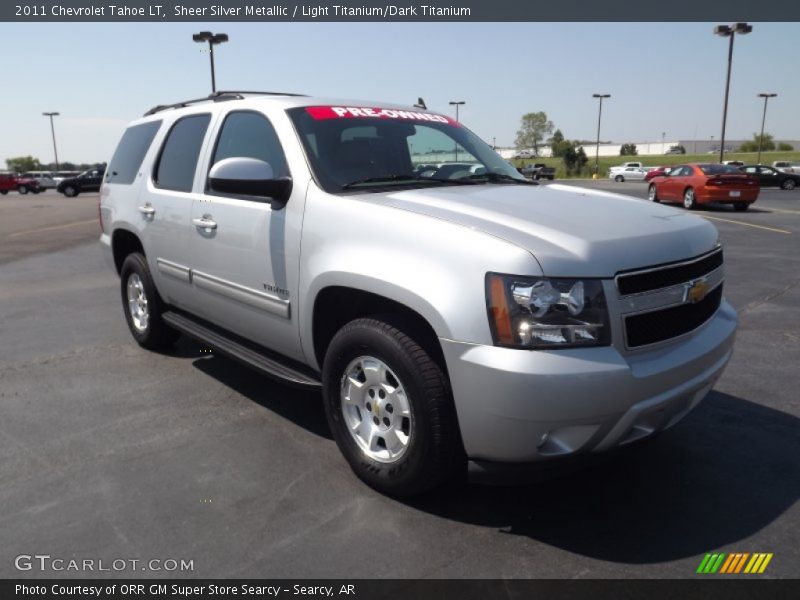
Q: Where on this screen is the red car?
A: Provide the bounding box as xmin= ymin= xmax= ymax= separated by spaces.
xmin=644 ymin=166 xmax=673 ymax=181
xmin=0 ymin=171 xmax=41 ymax=195
xmin=647 ymin=163 xmax=759 ymax=211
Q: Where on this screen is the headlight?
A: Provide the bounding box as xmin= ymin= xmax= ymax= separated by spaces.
xmin=485 ymin=273 xmax=610 ymax=349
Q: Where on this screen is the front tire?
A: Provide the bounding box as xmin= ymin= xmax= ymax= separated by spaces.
xmin=62 ymin=185 xmax=78 ymax=197
xmin=322 ymin=318 xmax=464 ymax=496
xmin=17 ymin=185 xmax=28 ymax=195
xmin=683 ymin=187 xmax=697 ymax=210
xmin=120 ymin=252 xmax=179 ymax=350
xmin=781 ymin=179 xmax=796 ymax=190
xmin=615 ymin=175 xmax=624 ymax=182
xmin=648 ymin=184 xmax=660 ymax=202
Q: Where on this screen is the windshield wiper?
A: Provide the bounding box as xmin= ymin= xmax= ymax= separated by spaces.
xmin=456 ymin=172 xmax=537 ymax=185
xmin=341 ymin=175 xmax=479 ymax=190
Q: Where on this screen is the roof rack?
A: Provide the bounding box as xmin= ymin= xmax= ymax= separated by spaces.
xmin=143 ymin=90 xmax=307 ymax=116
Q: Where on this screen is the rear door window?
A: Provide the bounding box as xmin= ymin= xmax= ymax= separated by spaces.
xmin=154 ymin=114 xmax=211 ymax=192
xmin=106 ymin=121 xmax=161 ymax=184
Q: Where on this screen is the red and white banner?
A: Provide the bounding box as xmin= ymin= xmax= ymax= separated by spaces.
xmin=305 ymin=106 xmax=458 ymax=125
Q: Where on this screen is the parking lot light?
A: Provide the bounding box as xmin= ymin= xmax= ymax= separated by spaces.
xmin=714 ymin=22 xmax=752 ymax=164
xmin=757 ymin=93 xmax=777 ymax=165
xmin=42 ymin=112 xmax=60 ymax=171
xmin=592 ymin=94 xmax=610 ymax=177
xmin=193 ymin=31 xmax=228 ymax=93
xmin=449 ymin=101 xmax=465 ymax=161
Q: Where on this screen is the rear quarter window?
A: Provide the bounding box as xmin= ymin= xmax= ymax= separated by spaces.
xmin=106 ymin=121 xmax=162 ymax=185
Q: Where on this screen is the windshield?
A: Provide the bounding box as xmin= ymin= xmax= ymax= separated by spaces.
xmin=288 ymin=105 xmax=528 ymax=193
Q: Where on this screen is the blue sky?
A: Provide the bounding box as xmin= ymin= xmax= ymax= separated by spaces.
xmin=1 ymin=22 xmax=798 ymax=164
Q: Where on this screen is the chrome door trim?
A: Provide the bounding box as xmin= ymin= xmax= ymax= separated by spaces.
xmin=156 ymin=258 xmax=191 ymax=283
xmin=192 ymin=270 xmax=290 ymax=318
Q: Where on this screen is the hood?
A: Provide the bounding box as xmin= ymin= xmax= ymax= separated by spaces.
xmin=370 ymin=183 xmax=719 ymax=278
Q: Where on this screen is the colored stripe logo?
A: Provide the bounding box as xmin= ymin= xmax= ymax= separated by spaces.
xmin=697 ymin=552 xmax=773 ymax=574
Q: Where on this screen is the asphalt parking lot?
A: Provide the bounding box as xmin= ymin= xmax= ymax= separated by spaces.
xmin=1 ymin=183 xmax=798 ymax=579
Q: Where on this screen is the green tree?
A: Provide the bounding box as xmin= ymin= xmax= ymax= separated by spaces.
xmin=620 ymin=143 xmax=638 ymax=156
xmin=669 ymin=145 xmax=686 ymax=154
xmin=562 ymin=145 xmax=577 ymax=174
xmin=739 ymin=133 xmax=775 ymax=153
xmin=576 ymin=146 xmax=588 ymax=172
xmin=6 ymin=156 xmax=42 ymax=173
xmin=515 ymin=112 xmax=554 ymax=157
xmin=548 ymin=128 xmax=572 ymax=158
xmin=777 ymin=142 xmax=794 ymax=151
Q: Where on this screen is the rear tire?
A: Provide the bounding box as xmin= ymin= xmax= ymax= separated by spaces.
xmin=648 ymin=184 xmax=660 ymax=203
xmin=17 ymin=185 xmax=28 ymax=195
xmin=683 ymin=187 xmax=697 ymax=210
xmin=781 ymin=179 xmax=796 ymax=190
xmin=322 ymin=317 xmax=464 ymax=497
xmin=120 ymin=252 xmax=180 ymax=350
xmin=733 ymin=203 xmax=750 ymax=212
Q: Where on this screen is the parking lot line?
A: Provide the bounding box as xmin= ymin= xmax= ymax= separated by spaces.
xmin=699 ymin=215 xmax=791 ymax=234
xmin=7 ymin=219 xmax=98 ymax=238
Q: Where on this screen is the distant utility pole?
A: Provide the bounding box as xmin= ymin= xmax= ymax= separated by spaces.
xmin=592 ymin=94 xmax=610 ymax=177
xmin=42 ymin=112 xmax=60 ymax=170
xmin=757 ymin=93 xmax=777 ymax=165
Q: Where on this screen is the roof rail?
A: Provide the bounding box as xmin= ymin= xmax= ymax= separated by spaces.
xmin=143 ymin=90 xmax=307 ymax=116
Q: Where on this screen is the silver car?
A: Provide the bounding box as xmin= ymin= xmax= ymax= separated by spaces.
xmin=100 ymin=92 xmax=736 ymax=496
xmin=610 ymin=166 xmax=652 ymax=182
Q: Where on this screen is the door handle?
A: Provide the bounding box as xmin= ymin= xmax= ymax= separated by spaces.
xmin=192 ymin=216 xmax=218 ymax=231
xmin=138 ymin=205 xmax=155 ymax=216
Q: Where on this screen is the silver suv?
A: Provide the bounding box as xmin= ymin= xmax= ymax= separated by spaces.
xmin=100 ymin=91 xmax=737 ymax=496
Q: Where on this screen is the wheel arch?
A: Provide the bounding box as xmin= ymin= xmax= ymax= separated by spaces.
xmin=309 ymin=283 xmax=449 ymax=375
xmin=111 ymin=228 xmax=145 ymax=274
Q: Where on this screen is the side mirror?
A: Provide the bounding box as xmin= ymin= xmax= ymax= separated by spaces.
xmin=209 ymin=157 xmax=292 ymax=208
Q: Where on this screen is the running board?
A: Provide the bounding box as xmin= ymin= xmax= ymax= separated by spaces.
xmin=162 ymin=311 xmax=321 ymax=389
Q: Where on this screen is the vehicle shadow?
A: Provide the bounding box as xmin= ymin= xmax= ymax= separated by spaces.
xmin=701 ymin=204 xmax=771 ymax=214
xmin=405 ymin=391 xmax=800 ymax=564
xmin=179 ymin=337 xmax=332 ymax=441
xmin=176 ymin=335 xmax=798 ymax=564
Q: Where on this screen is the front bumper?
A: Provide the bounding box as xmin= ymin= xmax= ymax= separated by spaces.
xmin=441 ymin=300 xmax=737 ymax=463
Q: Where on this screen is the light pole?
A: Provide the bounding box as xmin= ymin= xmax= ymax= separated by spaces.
xmin=193 ymin=31 xmax=228 ymax=93
xmin=757 ymin=93 xmax=777 ymax=164
xmin=592 ymin=94 xmax=610 ymax=177
xmin=662 ymin=132 xmax=666 ymax=154
xmin=449 ymin=101 xmax=465 ymax=161
xmin=42 ymin=112 xmax=60 ymax=171
xmin=714 ymin=22 xmax=752 ymax=164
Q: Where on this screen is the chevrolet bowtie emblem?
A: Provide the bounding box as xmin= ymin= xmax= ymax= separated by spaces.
xmin=687 ymin=279 xmax=710 ymax=304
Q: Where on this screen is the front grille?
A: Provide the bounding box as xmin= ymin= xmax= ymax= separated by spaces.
xmin=625 ymin=285 xmax=723 ymax=348
xmin=617 ymin=249 xmax=723 ymax=295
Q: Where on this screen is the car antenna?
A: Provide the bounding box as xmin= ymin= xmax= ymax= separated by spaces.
xmin=413 ymin=97 xmax=427 ymax=110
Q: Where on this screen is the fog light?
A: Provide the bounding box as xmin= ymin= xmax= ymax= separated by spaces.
xmin=537 ymin=431 xmax=550 ymax=449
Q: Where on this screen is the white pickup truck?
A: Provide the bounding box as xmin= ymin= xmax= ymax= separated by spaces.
xmin=608 ymin=161 xmax=643 ymax=175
